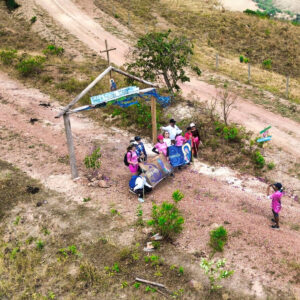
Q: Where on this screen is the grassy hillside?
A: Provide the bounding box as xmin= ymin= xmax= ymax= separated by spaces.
xmin=95 ymin=0 xmax=300 ymax=103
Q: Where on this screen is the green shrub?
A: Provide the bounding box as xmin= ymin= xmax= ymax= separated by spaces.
xmin=84 ymin=147 xmax=101 ymax=170
xmin=43 ymin=44 xmax=64 ymax=56
xmin=210 ymin=226 xmax=228 ymax=252
xmin=239 ymin=55 xmax=244 ymax=63
xmin=0 ymin=49 xmax=17 ymax=65
xmin=252 ymin=151 xmax=265 ymax=168
xmin=30 ymin=16 xmax=37 ymax=24
xmin=36 ymin=239 xmax=44 ymax=250
xmin=57 ymin=78 xmax=88 ymax=94
xmin=5 ymin=0 xmax=20 ymax=10
xmin=147 ymin=190 xmax=184 ymax=239
xmin=16 ymin=56 xmax=45 ymax=76
xmin=223 ymin=126 xmax=239 ymax=142
xmin=262 ymin=59 xmax=272 ymax=69
xmin=192 ymin=65 xmax=202 ymax=76
xmin=267 ymin=162 xmax=275 ymax=170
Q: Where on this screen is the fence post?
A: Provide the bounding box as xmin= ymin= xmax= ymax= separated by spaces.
xmin=286 ymin=75 xmax=289 ymax=98
xmin=248 ymin=63 xmax=251 ymax=82
xmin=216 ymin=53 xmax=219 ymax=69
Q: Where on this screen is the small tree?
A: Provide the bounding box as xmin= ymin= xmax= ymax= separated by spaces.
xmin=127 ymin=30 xmax=193 ymax=94
xmin=147 ymin=190 xmax=185 ymax=239
xmin=200 ymin=258 xmax=234 ymax=290
xmin=216 ymin=88 xmax=237 ymax=126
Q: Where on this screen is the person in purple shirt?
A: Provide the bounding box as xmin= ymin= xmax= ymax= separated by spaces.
xmin=267 ymin=182 xmax=283 ymax=229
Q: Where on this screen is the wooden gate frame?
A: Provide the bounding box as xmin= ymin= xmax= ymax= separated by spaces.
xmin=55 ymin=66 xmax=159 ymax=179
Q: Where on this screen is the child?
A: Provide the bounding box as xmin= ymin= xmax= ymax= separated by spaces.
xmin=190 ymin=123 xmax=201 ymax=158
xmin=163 ymin=131 xmax=172 ymax=147
xmin=126 ymin=144 xmax=139 ymax=175
xmin=175 ymin=133 xmax=187 ymax=147
xmin=267 ymin=182 xmax=283 ymax=229
xmin=129 ymin=174 xmax=152 ymax=203
xmin=152 ymin=135 xmax=168 ymax=157
xmin=134 ymin=136 xmax=147 ymax=162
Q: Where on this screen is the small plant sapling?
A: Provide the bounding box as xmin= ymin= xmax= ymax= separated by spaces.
xmin=84 ymin=147 xmax=101 ymax=170
xmin=178 ymin=266 xmax=184 ymax=275
xmin=16 ymin=55 xmax=46 ymax=77
xmin=43 ymin=45 xmax=64 ymax=56
xmin=83 ymin=197 xmax=91 ymax=203
xmin=36 ymin=239 xmax=44 ymax=250
xmin=13 ymin=216 xmax=20 ymax=225
xmin=136 ymin=204 xmax=144 ymax=226
xmin=267 ymin=162 xmax=275 ymax=170
xmin=147 ymin=190 xmax=184 ymax=239
xmin=133 ymin=282 xmax=140 ymax=289
xmin=200 ymin=258 xmax=234 ymax=290
xmin=121 ymin=281 xmax=128 ymax=288
xmin=252 ymin=151 xmax=265 ymax=168
xmin=210 ymin=226 xmax=228 ymax=253
xmin=30 ymin=16 xmax=37 ymax=24
xmin=0 ymin=49 xmax=17 ymax=65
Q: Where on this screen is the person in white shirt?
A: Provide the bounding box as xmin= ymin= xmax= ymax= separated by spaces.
xmin=161 ymin=119 xmax=182 ymax=141
xmin=163 ymin=131 xmax=172 ymax=147
xmin=129 ymin=174 xmax=152 ymax=203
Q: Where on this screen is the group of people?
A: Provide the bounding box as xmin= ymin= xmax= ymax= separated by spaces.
xmin=125 ymin=118 xmax=201 ymax=202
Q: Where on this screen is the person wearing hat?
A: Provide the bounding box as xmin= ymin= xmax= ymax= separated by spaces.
xmin=161 ymin=119 xmax=182 ymax=141
xmin=267 ymin=182 xmax=284 ymax=229
xmin=190 ymin=122 xmax=201 ymax=158
xmin=152 ymin=135 xmax=168 ymax=157
xmin=135 ymin=136 xmax=147 ymax=162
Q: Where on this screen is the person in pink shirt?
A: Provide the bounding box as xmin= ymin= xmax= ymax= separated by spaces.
xmin=127 ymin=144 xmax=139 ymax=174
xmin=175 ymin=134 xmax=187 ymax=147
xmin=152 ymin=135 xmax=168 ymax=157
xmin=267 ymin=182 xmax=283 ymax=229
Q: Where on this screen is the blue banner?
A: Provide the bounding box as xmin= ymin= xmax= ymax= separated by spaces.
xmin=168 ymin=141 xmax=192 ymax=167
xmin=91 ymin=86 xmax=139 ymax=105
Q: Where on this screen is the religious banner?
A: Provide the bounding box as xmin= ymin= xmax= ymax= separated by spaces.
xmin=168 ymin=141 xmax=192 ymax=167
xmin=140 ymin=154 xmax=173 ymax=187
xmin=90 ymin=86 xmax=139 ymax=105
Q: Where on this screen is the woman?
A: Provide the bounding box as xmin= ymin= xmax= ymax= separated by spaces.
xmin=267 ymin=182 xmax=284 ymax=229
xmin=152 ymin=135 xmax=168 ymax=157
xmin=127 ymin=144 xmax=139 ymax=175
xmin=190 ymin=123 xmax=201 ymax=158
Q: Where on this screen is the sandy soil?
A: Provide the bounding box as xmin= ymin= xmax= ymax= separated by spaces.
xmin=220 ymin=0 xmax=258 ymax=12
xmin=0 ymin=71 xmax=300 ymax=298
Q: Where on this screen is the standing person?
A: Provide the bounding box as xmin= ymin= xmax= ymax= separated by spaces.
xmin=110 ymin=78 xmax=117 ymax=91
xmin=152 ymin=135 xmax=168 ymax=157
xmin=175 ymin=134 xmax=187 ymax=147
xmin=190 ymin=123 xmax=201 ymax=158
xmin=161 ymin=119 xmax=182 ymax=141
xmin=267 ymin=182 xmax=284 ymax=229
xmin=184 ymin=126 xmax=193 ymax=142
xmin=163 ymin=131 xmax=172 ymax=147
xmin=135 ymin=136 xmax=147 ymax=162
xmin=126 ymin=144 xmax=139 ymax=175
xmin=129 ymin=174 xmax=152 ymax=203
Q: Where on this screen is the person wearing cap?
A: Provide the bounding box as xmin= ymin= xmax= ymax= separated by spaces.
xmin=152 ymin=135 xmax=168 ymax=157
xmin=161 ymin=119 xmax=182 ymax=141
xmin=190 ymin=122 xmax=201 ymax=158
xmin=135 ymin=136 xmax=147 ymax=162
xmin=267 ymin=182 xmax=284 ymax=229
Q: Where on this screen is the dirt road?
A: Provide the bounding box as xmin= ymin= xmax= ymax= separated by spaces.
xmin=36 ymin=0 xmax=128 ymax=65
xmin=36 ymin=0 xmax=300 ymax=159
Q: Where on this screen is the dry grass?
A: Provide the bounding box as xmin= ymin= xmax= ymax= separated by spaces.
xmin=94 ymin=0 xmax=300 ymax=104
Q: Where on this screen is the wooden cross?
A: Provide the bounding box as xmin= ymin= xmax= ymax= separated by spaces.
xmin=100 ymin=39 xmax=116 ymax=68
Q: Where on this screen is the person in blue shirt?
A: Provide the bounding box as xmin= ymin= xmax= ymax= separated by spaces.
xmin=135 ymin=136 xmax=147 ymax=162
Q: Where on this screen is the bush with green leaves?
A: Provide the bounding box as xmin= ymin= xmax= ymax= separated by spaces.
xmin=223 ymin=126 xmax=239 ymax=142
xmin=200 ymin=258 xmax=234 ymax=290
xmin=252 ymin=150 xmax=265 ymax=168
xmin=210 ymin=226 xmax=228 ymax=252
xmin=16 ymin=55 xmax=46 ymax=77
xmin=147 ymin=190 xmax=184 ymax=239
xmin=84 ymin=147 xmax=101 ymax=170
xmin=43 ymin=44 xmax=64 ymax=56
xmin=30 ymin=16 xmax=37 ymax=24
xmin=267 ymin=162 xmax=275 ymax=170
xmin=5 ymin=0 xmax=20 ymax=10
xmin=262 ymin=59 xmax=272 ymax=69
xmin=0 ymin=49 xmax=17 ymax=65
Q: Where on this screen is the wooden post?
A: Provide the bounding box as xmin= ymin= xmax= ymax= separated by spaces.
xmin=286 ymin=75 xmax=289 ymax=98
xmin=216 ymin=53 xmax=219 ymax=69
xmin=151 ymin=97 xmax=157 ymax=144
xmin=248 ymin=63 xmax=251 ymax=82
xmin=63 ymin=113 xmax=78 ymax=179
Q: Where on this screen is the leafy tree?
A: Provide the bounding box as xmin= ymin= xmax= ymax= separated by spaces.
xmin=127 ymin=30 xmax=194 ymax=93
